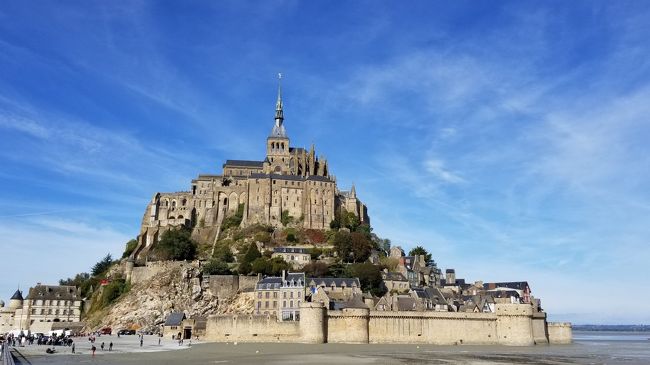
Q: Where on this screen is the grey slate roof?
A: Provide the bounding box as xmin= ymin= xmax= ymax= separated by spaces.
xmin=273 ymin=247 xmax=310 ymax=254
xmin=382 ymin=272 xmax=408 ymax=281
xmin=26 ymin=285 xmax=80 ymax=301
xmin=248 ymin=173 xmax=333 ymax=183
xmin=10 ymin=289 xmax=23 ymax=301
xmin=397 ymin=297 xmax=416 ymax=311
xmin=164 ymin=312 xmax=186 ymax=326
xmin=483 ymin=282 xmax=530 ymax=291
xmin=257 ymin=277 xmax=282 ymax=290
xmin=223 ymin=160 xmax=264 ymax=168
xmin=285 ymin=272 xmax=305 ymax=285
xmin=307 ymin=278 xmax=360 ymax=288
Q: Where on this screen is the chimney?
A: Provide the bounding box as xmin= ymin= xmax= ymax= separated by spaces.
xmin=446 ymin=269 xmax=456 ymax=285
xmin=282 ymin=270 xmax=286 ymax=281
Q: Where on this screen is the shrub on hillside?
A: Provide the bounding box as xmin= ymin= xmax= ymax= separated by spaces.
xmin=221 ymin=204 xmax=245 ymax=231
xmin=203 ymin=259 xmax=231 ymax=275
xmin=122 ymin=239 xmax=138 ymax=259
xmin=153 ymin=227 xmax=197 ymax=261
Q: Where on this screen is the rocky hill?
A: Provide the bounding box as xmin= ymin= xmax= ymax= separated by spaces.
xmin=83 ymin=261 xmax=254 ymax=333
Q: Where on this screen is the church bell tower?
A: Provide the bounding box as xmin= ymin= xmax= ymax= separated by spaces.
xmin=266 ymin=73 xmax=290 ymax=174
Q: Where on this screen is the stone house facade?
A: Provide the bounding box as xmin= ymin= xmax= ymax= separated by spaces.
xmin=254 ymin=272 xmax=305 ymax=321
xmin=271 ymin=247 xmax=311 ymax=268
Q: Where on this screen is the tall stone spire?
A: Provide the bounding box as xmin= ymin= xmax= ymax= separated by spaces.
xmin=275 ymin=73 xmax=283 ymax=122
xmin=270 ymin=73 xmax=287 ymax=137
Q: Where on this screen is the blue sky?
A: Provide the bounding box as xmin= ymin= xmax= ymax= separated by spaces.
xmin=1 ymin=1 xmax=649 ymax=324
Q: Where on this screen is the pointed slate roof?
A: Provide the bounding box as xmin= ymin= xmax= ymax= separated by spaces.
xmin=10 ymin=289 xmax=23 ymax=301
xmin=164 ymin=312 xmax=186 ymax=326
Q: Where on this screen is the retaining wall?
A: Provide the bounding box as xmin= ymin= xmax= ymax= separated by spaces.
xmin=548 ymin=322 xmax=572 ymax=344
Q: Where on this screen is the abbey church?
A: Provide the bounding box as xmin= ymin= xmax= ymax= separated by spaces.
xmin=134 ymin=81 xmax=368 ymax=258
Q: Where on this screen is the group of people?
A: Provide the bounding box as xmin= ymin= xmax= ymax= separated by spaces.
xmin=1 ymin=331 xmax=77 ymax=355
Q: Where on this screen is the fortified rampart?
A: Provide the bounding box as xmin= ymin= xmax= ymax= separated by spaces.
xmin=205 ymin=303 xmax=571 ymax=346
xmin=547 ymin=322 xmax=572 ymax=344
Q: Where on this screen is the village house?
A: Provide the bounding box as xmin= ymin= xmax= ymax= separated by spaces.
xmin=271 ymin=247 xmax=311 ymax=268
xmin=254 ymin=272 xmax=305 ymax=320
xmin=483 ymin=282 xmax=531 ymax=303
xmin=380 ymin=270 xmax=410 ymax=293
xmin=306 ymin=277 xmax=361 ymax=309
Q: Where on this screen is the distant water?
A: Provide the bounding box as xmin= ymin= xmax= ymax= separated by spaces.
xmin=571 ymin=330 xmax=650 ymax=364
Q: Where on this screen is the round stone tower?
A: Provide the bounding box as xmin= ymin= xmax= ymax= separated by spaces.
xmin=8 ymin=289 xmax=23 ymax=310
xmin=299 ymin=302 xmax=327 ymax=343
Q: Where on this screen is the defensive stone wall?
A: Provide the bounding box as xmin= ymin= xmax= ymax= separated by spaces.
xmin=238 ymin=276 xmax=260 ymax=292
xmin=328 ymin=308 xmax=369 ymax=343
xmin=495 ymin=303 xmax=534 ymax=346
xmin=205 ymin=303 xmax=566 ymax=346
xmin=531 ymin=312 xmax=549 ymax=345
xmin=369 ymin=311 xmax=497 ymax=345
xmin=129 ymin=261 xmax=186 ymax=285
xmin=547 ymin=322 xmax=572 ymax=344
xmin=204 ymin=275 xmax=260 ymax=298
xmin=205 ymin=314 xmax=300 ymax=342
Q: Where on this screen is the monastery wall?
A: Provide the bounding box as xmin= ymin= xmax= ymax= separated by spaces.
xmin=206 ymin=303 xmax=563 ymax=346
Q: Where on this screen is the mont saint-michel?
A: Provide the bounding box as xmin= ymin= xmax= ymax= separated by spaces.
xmin=134 ymin=81 xmax=368 ymax=260
xmin=1 ymin=82 xmax=572 ymax=356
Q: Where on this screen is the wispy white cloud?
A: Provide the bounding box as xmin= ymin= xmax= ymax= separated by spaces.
xmin=423 ymin=158 xmax=465 ymax=184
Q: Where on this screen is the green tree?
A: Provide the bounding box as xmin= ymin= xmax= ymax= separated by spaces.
xmin=269 ymin=256 xmax=291 ymax=276
xmin=221 ymin=204 xmax=245 ymax=230
xmin=325 ymin=262 xmax=347 ymax=278
xmin=281 ymin=210 xmax=294 ymax=226
xmin=303 ymin=261 xmax=329 ymax=277
xmin=213 ymin=244 xmax=234 ymax=263
xmin=333 ymin=231 xmax=352 ymax=262
xmin=350 ymin=232 xmax=372 ymax=263
xmin=346 ymin=262 xmax=385 ymax=297
xmin=251 ymin=257 xmax=272 ymax=275
xmin=309 ymin=247 xmax=323 ymax=260
xmin=99 ymin=278 xmax=130 ymax=308
xmin=242 ymin=242 xmax=262 ymax=264
xmin=91 ymin=254 xmax=114 ymax=276
xmin=408 ymin=246 xmax=432 ymax=264
xmin=154 ymin=227 xmax=197 ymax=261
xmin=122 ymin=239 xmax=138 ymax=259
xmin=341 ymin=211 xmax=360 ymax=231
xmin=238 ymin=261 xmax=252 ymax=275
xmin=202 ymin=259 xmax=231 ymax=275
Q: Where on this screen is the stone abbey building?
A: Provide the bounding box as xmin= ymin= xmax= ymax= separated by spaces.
xmin=134 ymin=81 xmax=368 ymax=258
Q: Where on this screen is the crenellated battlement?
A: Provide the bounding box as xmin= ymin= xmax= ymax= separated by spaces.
xmin=205 ymin=303 xmax=568 ymax=346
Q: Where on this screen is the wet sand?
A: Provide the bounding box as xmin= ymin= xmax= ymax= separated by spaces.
xmin=11 ymin=339 xmax=650 ymax=365
xmin=9 ymin=331 xmax=650 ymax=365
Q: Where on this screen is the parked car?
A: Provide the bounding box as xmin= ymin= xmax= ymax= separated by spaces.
xmin=117 ymin=329 xmax=136 ymax=335
xmin=100 ymin=327 xmax=112 ymax=335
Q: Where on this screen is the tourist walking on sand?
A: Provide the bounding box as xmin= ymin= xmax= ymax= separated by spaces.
xmin=158 ymin=336 xmax=161 ymax=346
xmin=109 ymin=342 xmax=113 ymax=351
xmin=101 ymin=342 xmax=105 ymax=351
xmin=91 ymin=345 xmax=96 ymax=356
xmin=71 ymin=343 xmax=75 ymax=354
xmin=140 ymin=337 xmax=143 ymax=347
